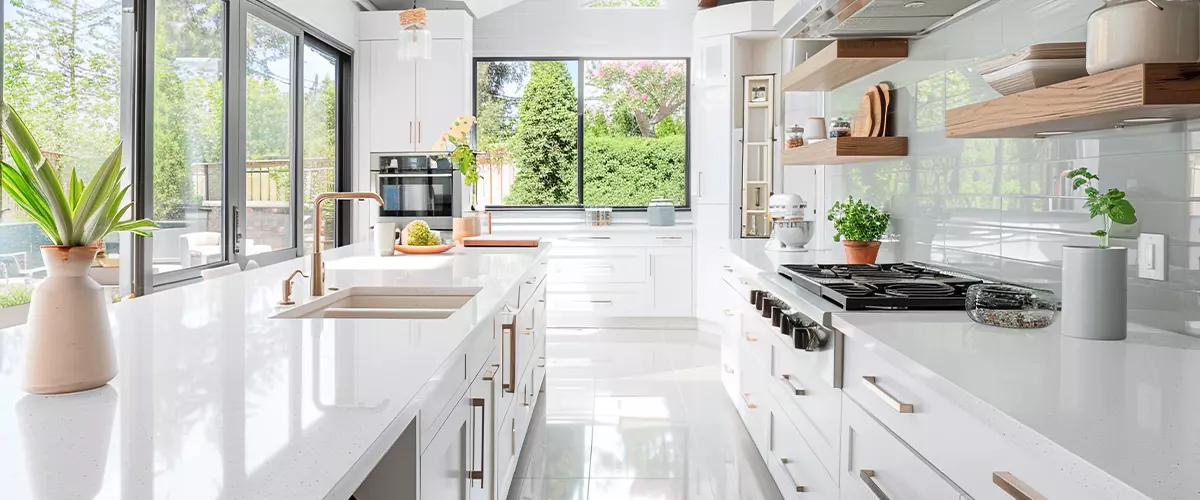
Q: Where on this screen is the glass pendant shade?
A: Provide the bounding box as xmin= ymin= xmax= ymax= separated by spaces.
xmin=397 ymin=28 xmax=432 ymax=61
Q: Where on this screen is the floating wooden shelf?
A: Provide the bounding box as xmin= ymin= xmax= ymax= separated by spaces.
xmin=946 ymin=63 xmax=1200 ymax=138
xmin=781 ymin=137 xmax=908 ymax=165
xmin=782 ymin=39 xmax=909 ymax=92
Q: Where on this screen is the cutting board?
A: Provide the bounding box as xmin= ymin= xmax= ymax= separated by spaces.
xmin=462 ymin=235 xmax=542 ymax=247
xmin=877 ymin=83 xmax=892 ymax=137
xmin=851 ymin=91 xmax=874 ymax=138
xmin=868 ymin=85 xmax=885 ymax=137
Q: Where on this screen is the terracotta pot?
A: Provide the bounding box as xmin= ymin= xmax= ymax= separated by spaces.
xmin=22 ymin=246 xmax=117 ymax=395
xmin=842 ymin=240 xmax=882 ymax=265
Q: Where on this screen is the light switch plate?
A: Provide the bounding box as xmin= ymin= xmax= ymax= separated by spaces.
xmin=1138 ymin=233 xmax=1167 ymax=281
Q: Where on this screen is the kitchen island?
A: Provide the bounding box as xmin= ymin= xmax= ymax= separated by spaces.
xmin=0 ymin=242 xmax=551 ymax=500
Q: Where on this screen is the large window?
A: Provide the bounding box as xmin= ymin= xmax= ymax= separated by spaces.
xmin=1 ymin=0 xmax=124 ymax=309
xmin=475 ymin=58 xmax=688 ymax=208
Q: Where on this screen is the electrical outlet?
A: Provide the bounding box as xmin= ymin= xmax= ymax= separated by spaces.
xmin=1137 ymin=233 xmax=1167 ymax=281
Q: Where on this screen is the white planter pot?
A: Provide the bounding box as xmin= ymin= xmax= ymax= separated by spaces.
xmin=1061 ymin=246 xmax=1127 ymax=341
xmin=22 ymin=246 xmax=117 ymax=394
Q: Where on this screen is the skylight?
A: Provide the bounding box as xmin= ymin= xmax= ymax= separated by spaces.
xmin=584 ymin=0 xmax=664 ymax=8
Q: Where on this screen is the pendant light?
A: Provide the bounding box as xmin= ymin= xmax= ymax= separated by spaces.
xmin=397 ymin=3 xmax=432 ymax=61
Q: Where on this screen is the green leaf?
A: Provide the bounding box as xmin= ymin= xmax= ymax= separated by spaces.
xmin=110 ymin=219 xmax=158 ymax=235
xmin=1084 ymin=187 xmax=1099 ymax=198
xmin=1109 ymin=199 xmax=1138 ymax=225
xmin=68 ymin=168 xmax=83 ymax=210
xmin=71 ymin=145 xmax=123 ymax=244
xmin=1072 ymin=178 xmax=1088 ymax=190
xmin=1 ymin=104 xmax=46 ymax=172
xmin=33 ymin=162 xmax=75 ymax=245
xmin=1091 ymin=230 xmax=1108 ymax=237
xmin=1 ymin=162 xmax=59 ymax=241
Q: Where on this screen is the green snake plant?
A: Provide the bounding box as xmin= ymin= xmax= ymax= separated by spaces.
xmin=0 ymin=103 xmax=157 ymax=247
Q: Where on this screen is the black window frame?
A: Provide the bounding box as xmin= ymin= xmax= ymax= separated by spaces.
xmin=473 ymin=56 xmax=691 ymax=211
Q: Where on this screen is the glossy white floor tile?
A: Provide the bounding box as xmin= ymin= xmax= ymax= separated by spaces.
xmin=507 ymin=327 xmax=783 ymax=500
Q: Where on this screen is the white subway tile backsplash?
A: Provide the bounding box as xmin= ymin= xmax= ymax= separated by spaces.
xmin=808 ymin=0 xmax=1200 ymax=335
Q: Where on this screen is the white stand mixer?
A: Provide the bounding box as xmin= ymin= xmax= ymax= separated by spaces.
xmin=765 ymin=193 xmax=815 ymax=252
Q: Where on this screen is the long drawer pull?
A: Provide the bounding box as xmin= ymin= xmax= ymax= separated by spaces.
xmin=503 ymin=318 xmax=517 ymax=394
xmin=994 ymin=472 xmax=1047 ymax=500
xmin=778 ymin=458 xmax=806 ymax=493
xmin=656 ymin=236 xmax=683 ymax=240
xmin=744 ymin=334 xmax=758 ymax=342
xmin=859 ymin=470 xmax=891 ymax=500
xmin=566 ymin=236 xmax=611 ymax=240
xmin=862 ymin=376 xmax=914 ymax=413
xmin=741 ymin=393 xmax=757 ymax=409
xmin=469 ymin=397 xmax=486 ymax=487
xmin=589 ymin=300 xmax=614 ymax=304
xmin=781 ymin=374 xmax=806 ymax=396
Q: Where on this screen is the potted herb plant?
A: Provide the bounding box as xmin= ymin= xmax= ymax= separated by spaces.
xmin=1061 ymin=168 xmax=1137 ymax=341
xmin=0 ymin=104 xmax=157 ymax=394
xmin=434 ymin=116 xmax=487 ymax=242
xmin=828 ymin=196 xmax=890 ymax=264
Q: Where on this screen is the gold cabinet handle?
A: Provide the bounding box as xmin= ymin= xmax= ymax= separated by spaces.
xmin=481 ymin=363 xmax=500 ymax=382
xmin=994 ymin=472 xmax=1047 ymax=500
xmin=744 ymin=333 xmax=758 ymax=342
xmin=862 ymin=376 xmax=913 ymax=413
xmin=778 ymin=458 xmax=806 ymax=493
xmin=469 ymin=397 xmax=486 ymax=486
xmin=502 ymin=318 xmax=516 ymax=393
xmin=741 ymin=393 xmax=757 ymax=409
xmin=859 ymin=470 xmax=891 ymax=500
xmin=781 ymin=374 xmax=806 ymax=396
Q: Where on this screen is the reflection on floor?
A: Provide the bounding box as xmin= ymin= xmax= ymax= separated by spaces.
xmin=507 ymin=328 xmax=784 ymax=500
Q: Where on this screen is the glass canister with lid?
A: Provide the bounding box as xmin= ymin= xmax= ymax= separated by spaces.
xmin=786 ymin=125 xmax=805 ymax=149
xmin=829 ymin=118 xmax=852 ymax=138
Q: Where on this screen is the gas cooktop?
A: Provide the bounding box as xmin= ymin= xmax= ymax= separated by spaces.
xmin=777 ymin=262 xmax=985 ymax=311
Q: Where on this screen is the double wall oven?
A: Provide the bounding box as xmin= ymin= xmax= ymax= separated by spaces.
xmin=370 ymin=152 xmax=462 ymax=230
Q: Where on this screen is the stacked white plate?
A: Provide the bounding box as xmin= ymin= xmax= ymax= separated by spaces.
xmin=977 ymin=42 xmax=1088 ymax=96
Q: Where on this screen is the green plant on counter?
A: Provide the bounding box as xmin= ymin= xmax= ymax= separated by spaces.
xmin=0 ymin=103 xmax=158 ymax=247
xmin=1067 ymin=168 xmax=1137 ymax=248
xmin=827 ymin=196 xmax=890 ymax=242
xmin=0 ymin=284 xmax=33 ymax=308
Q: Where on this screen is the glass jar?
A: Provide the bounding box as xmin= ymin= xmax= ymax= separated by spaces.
xmin=829 ymin=118 xmax=852 ymax=138
xmin=786 ymin=125 xmax=805 ymax=149
xmin=965 ymin=284 xmax=1059 ymax=329
xmin=1087 ymin=0 xmax=1200 ymax=75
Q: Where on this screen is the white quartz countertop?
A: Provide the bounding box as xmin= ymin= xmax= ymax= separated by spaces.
xmin=833 ymin=312 xmax=1198 ymax=500
xmin=0 ymin=242 xmax=551 ymax=500
xmin=490 ymin=221 xmax=693 ymax=234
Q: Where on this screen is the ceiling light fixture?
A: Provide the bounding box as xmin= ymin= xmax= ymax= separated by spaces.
xmin=1122 ymin=117 xmax=1172 ymax=124
xmin=397 ymin=2 xmax=432 ymax=61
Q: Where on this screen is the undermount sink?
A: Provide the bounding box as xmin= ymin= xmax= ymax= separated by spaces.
xmin=272 ymin=286 xmax=481 ymax=320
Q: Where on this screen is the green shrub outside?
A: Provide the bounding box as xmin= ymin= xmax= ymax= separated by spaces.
xmin=504 ymin=62 xmax=579 ymax=205
xmin=0 ymin=284 xmax=33 ymax=308
xmin=583 ymin=135 xmax=686 ymax=206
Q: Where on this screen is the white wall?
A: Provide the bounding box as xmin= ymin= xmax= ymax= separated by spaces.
xmin=473 ymin=0 xmax=696 ymax=58
xmin=270 ymin=0 xmax=360 ymax=47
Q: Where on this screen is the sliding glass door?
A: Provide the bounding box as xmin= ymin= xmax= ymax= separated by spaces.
xmin=241 ymin=7 xmax=300 ymax=265
xmin=139 ymin=0 xmax=351 ymax=289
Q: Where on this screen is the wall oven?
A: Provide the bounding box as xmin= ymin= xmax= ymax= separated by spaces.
xmin=370 ymin=152 xmax=462 ymax=231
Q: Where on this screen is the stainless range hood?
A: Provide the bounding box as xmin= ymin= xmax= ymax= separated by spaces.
xmin=783 ymin=0 xmax=999 ymax=38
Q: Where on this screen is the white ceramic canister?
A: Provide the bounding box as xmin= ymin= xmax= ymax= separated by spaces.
xmin=803 ymin=117 xmax=827 ymax=142
xmin=1087 ymin=0 xmax=1200 ymax=75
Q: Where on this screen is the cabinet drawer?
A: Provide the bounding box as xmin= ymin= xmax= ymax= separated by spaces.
xmin=545 ymin=283 xmax=647 ymax=316
xmin=843 ymin=335 xmax=1101 ymax=500
xmin=517 ymin=261 xmax=548 ymax=308
xmin=840 ymin=394 xmax=961 ymax=500
xmin=766 ymin=345 xmax=840 ymax=478
xmin=767 ymin=407 xmax=838 ymax=499
xmin=547 ymin=249 xmax=647 ymax=283
xmin=420 ymin=352 xmax=469 ymax=452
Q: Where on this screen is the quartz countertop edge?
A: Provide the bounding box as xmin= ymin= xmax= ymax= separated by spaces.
xmin=0 ymin=242 xmax=553 ymax=500
xmin=832 ymin=312 xmax=1192 ymax=500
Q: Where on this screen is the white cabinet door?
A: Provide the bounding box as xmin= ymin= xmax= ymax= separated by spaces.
xmin=839 ymin=394 xmax=961 ymax=500
xmin=650 ymin=247 xmax=693 ymax=316
xmin=422 ymin=392 xmax=470 ymax=500
xmin=468 ymin=352 xmax=500 ymax=500
xmin=692 ymin=83 xmax=732 ymax=204
xmin=693 ymin=35 xmax=731 ymax=88
xmin=415 ymin=39 xmax=467 ymax=150
xmin=369 ymin=40 xmax=417 ymax=152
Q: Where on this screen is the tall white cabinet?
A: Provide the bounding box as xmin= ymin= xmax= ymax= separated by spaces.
xmin=357 ymin=11 xmax=473 ymax=154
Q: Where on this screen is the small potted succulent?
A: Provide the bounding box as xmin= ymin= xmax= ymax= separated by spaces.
xmin=0 ymin=103 xmax=157 ymax=394
xmin=1061 ymin=168 xmax=1137 ymax=341
xmin=827 ymin=196 xmax=890 ymax=264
